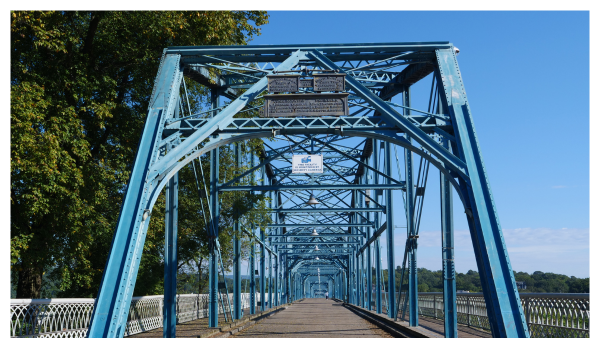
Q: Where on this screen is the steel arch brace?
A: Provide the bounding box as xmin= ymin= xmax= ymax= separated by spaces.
xmin=434 ymin=48 xmax=529 ymax=338
xmin=87 ymin=53 xmax=183 ymax=338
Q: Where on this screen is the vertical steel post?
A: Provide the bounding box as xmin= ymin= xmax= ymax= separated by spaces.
xmin=353 ymin=194 xmax=359 ymax=306
xmin=373 ymin=139 xmax=382 ymax=314
xmin=440 ymin=109 xmax=458 ymax=337
xmin=385 ymin=140 xmax=396 ymax=319
xmin=358 ymin=253 xmax=363 ymax=307
xmin=249 ymin=153 xmax=256 ymax=315
xmin=268 ymin=251 xmax=273 ymax=308
xmin=274 ymin=247 xmax=279 ymax=306
xmin=403 ymin=87 xmax=418 ymax=326
xmin=260 ymin=227 xmax=265 ymax=311
xmin=268 ymin=188 xmax=274 ymax=309
xmin=260 ymin=167 xmax=266 ymax=311
xmin=287 ymin=263 xmax=292 ymax=303
xmin=233 ymin=143 xmax=242 ymax=320
xmin=366 ymin=221 xmax=372 ymax=310
xmin=359 ymin=186 xmax=365 ymax=308
xmin=163 ymin=149 xmax=178 ymax=338
xmin=273 ymin=195 xmax=279 ymax=307
xmin=366 ymin=170 xmax=372 ymax=310
xmin=346 ymin=268 xmax=350 ymax=303
xmin=208 ymin=90 xmax=220 ymax=328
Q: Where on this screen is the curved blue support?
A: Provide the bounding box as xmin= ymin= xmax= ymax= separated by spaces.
xmin=86 ymin=54 xmax=183 ymax=338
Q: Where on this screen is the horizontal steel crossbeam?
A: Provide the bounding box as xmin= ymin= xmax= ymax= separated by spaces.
xmin=267 ymin=224 xmax=372 ymax=228
xmin=273 ymin=242 xmax=359 ymax=246
xmin=268 ymin=208 xmax=383 ymax=213
xmin=218 ymin=184 xmax=404 ymax=192
xmin=269 ymin=234 xmax=364 ymax=238
xmin=163 ymin=116 xmax=451 ymax=138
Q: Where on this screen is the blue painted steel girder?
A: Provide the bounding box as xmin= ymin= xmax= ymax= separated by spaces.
xmin=434 ymin=49 xmax=529 ymax=337
xmin=86 ymin=54 xmax=183 ymax=338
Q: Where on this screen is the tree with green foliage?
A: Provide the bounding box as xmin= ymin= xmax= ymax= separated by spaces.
xmin=11 ymin=10 xmax=269 ymax=299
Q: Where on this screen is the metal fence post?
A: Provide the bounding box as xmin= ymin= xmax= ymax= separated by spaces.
xmin=525 ymin=297 xmax=530 ymax=334
xmin=467 ymin=296 xmax=470 ymax=328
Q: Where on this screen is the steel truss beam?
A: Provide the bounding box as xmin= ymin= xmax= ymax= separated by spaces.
xmin=87 ymin=42 xmax=529 ymax=338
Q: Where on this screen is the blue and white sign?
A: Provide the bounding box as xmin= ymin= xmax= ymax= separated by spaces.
xmin=292 ymin=154 xmax=323 ymax=174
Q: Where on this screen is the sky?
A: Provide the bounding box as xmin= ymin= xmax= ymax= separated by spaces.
xmin=241 ymin=11 xmax=590 ymax=278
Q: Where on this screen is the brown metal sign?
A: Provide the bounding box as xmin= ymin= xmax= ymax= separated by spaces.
xmin=267 ymin=74 xmax=300 ymax=93
xmin=264 ymin=93 xmax=349 ymax=117
xmin=313 ymin=74 xmax=345 ymax=92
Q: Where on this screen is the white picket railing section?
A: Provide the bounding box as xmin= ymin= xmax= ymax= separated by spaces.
xmin=370 ymin=292 xmax=589 ymax=338
xmin=12 ymin=292 xmax=589 ymax=338
xmin=11 ymin=293 xmax=260 ymax=338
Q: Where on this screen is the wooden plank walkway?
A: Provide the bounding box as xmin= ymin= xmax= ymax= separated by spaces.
xmin=130 ymin=300 xmax=492 ymax=338
xmin=235 ymin=298 xmax=392 ymax=337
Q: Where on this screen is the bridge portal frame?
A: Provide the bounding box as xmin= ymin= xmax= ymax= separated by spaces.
xmin=86 ymin=42 xmax=529 ymax=338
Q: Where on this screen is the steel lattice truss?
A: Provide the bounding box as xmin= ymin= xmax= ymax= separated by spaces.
xmin=87 ymin=43 xmax=530 ymax=338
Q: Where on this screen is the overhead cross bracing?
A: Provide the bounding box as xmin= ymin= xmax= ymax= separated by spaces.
xmin=87 ymin=42 xmax=530 ymax=338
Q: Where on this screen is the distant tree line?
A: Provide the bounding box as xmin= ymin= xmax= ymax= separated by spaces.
xmin=381 ymin=268 xmax=589 ymax=294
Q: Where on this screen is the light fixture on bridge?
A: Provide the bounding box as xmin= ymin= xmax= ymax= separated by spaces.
xmin=311 ymin=228 xmax=319 ymax=236
xmin=316 ymin=257 xmax=320 ymax=260
xmin=306 ymin=194 xmax=320 ymax=205
xmin=315 ymin=245 xmax=319 ymax=251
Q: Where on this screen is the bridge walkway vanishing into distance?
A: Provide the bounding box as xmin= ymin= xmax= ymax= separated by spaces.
xmin=132 ymin=299 xmax=493 ymax=338
xmin=79 ymin=42 xmax=592 ymax=338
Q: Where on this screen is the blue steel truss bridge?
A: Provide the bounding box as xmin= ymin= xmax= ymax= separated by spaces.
xmin=86 ymin=42 xmax=531 ymax=338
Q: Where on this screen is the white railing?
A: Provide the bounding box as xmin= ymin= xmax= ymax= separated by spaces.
xmin=369 ymin=292 xmax=589 ymax=338
xmin=11 ymin=293 xmax=260 ymax=338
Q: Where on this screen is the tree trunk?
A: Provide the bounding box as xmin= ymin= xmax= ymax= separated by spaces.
xmin=16 ymin=265 xmax=42 ymax=299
